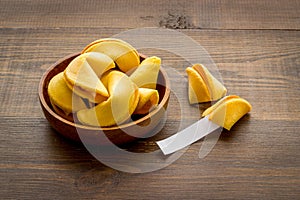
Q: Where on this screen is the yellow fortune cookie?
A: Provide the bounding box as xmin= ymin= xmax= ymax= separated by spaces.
xmin=202 ymin=95 xmax=252 ymax=130
xmin=134 ymin=88 xmax=159 ymax=114
xmin=130 ymin=56 xmax=161 ymax=89
xmin=82 ymin=38 xmax=140 ymax=73
xmin=186 ymin=64 xmax=227 ymax=104
xmin=64 ymin=52 xmax=115 ymax=103
xmin=76 ymin=70 xmax=140 ymax=127
xmin=48 ymin=72 xmax=87 ymax=116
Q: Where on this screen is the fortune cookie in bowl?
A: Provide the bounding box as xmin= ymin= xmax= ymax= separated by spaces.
xmin=186 ymin=64 xmax=227 ymax=104
xmin=134 ymin=88 xmax=159 ymax=115
xmin=202 ymin=95 xmax=252 ymax=130
xmin=77 ymin=70 xmax=140 ymax=127
xmin=130 ymin=56 xmax=161 ymax=89
xmin=82 ymin=38 xmax=140 ymax=73
xmin=47 ymin=72 xmax=87 ymax=118
xmin=64 ymin=52 xmax=115 ymax=103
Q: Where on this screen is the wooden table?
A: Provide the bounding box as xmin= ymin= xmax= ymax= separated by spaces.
xmin=1 ymin=0 xmax=299 ymax=199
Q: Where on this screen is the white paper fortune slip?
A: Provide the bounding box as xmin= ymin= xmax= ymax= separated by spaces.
xmin=156 ymin=116 xmax=221 ymax=155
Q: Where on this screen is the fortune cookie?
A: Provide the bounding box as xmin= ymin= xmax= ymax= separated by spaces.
xmin=82 ymin=38 xmax=140 ymax=73
xmin=202 ymin=95 xmax=252 ymax=130
xmin=64 ymin=52 xmax=115 ymax=103
xmin=134 ymin=88 xmax=159 ymax=114
xmin=77 ymin=70 xmax=140 ymax=127
xmin=48 ymin=72 xmax=87 ymax=116
xmin=130 ymin=56 xmax=161 ymax=89
xmin=186 ymin=64 xmax=227 ymax=104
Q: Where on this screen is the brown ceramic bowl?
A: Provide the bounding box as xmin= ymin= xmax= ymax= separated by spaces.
xmin=39 ymin=53 xmax=170 ymax=145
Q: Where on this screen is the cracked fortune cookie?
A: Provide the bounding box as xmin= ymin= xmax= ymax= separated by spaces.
xmin=186 ymin=64 xmax=227 ymax=104
xmin=202 ymin=95 xmax=252 ymax=130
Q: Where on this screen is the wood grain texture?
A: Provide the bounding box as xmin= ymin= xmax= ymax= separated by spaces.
xmin=0 ymin=0 xmax=299 ymax=30
xmin=0 ymin=0 xmax=299 ymax=199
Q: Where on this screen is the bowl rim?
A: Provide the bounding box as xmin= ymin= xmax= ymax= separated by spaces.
xmin=38 ymin=52 xmax=170 ymax=131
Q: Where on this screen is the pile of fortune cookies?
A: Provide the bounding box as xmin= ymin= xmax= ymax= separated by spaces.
xmin=48 ymin=38 xmax=251 ymax=130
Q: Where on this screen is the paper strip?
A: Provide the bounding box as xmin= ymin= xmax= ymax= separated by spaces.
xmin=156 ymin=116 xmax=220 ymax=155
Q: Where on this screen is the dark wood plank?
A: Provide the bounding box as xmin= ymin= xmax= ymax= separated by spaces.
xmin=0 ymin=0 xmax=299 ymax=30
xmin=0 ymin=118 xmax=299 ymax=199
